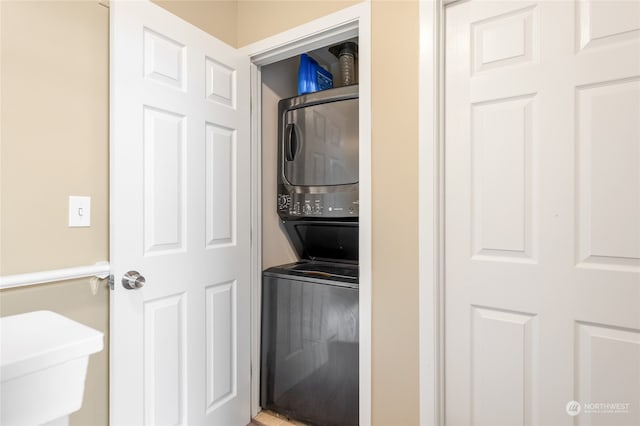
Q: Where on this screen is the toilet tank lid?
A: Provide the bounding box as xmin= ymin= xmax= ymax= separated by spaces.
xmin=0 ymin=310 xmax=103 ymax=381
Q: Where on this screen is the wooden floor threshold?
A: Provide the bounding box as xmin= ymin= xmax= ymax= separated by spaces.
xmin=249 ymin=410 xmax=309 ymax=426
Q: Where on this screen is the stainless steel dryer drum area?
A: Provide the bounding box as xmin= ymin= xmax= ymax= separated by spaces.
xmin=260 ymin=261 xmax=359 ymax=426
xmin=277 ymin=84 xmax=359 ymax=220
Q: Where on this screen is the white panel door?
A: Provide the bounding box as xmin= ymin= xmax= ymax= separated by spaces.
xmin=445 ymin=1 xmax=640 ymax=425
xmin=110 ymin=1 xmax=250 ymax=424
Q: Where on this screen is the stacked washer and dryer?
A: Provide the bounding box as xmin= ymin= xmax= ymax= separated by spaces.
xmin=260 ymin=83 xmax=360 ymax=426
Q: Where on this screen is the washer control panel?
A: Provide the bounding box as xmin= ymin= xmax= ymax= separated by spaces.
xmin=277 ymin=190 xmax=358 ymax=219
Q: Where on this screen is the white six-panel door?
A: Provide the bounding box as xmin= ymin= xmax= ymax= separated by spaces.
xmin=445 ymin=1 xmax=640 ymax=425
xmin=110 ymin=1 xmax=250 ymax=424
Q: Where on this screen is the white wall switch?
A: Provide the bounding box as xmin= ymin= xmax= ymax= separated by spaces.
xmin=69 ymin=196 xmax=91 ymax=227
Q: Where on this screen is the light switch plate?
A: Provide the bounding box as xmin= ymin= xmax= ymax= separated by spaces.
xmin=69 ymin=196 xmax=91 ymax=227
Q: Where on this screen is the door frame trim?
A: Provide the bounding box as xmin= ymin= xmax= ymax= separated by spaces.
xmin=419 ymin=1 xmax=446 ymax=426
xmin=240 ymin=3 xmax=373 ymax=424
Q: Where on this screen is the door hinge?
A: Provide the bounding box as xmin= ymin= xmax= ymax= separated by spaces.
xmin=108 ymin=274 xmax=115 ymax=291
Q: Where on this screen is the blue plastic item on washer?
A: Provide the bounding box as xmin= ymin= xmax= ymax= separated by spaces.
xmin=298 ymin=54 xmax=333 ymax=95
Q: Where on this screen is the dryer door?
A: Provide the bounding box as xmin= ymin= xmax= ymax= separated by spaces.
xmin=283 ymin=97 xmax=359 ymax=187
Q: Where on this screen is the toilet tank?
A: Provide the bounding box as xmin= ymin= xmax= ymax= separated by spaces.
xmin=0 ymin=310 xmax=104 ymax=425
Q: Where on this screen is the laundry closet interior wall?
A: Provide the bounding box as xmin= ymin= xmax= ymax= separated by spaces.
xmin=0 ymin=1 xmax=422 ymax=425
xmin=261 ymin=56 xmax=299 ymax=269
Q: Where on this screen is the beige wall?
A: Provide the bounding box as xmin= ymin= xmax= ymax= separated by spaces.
xmin=1 ymin=0 xmax=109 ymax=276
xmin=1 ymin=2 xmax=110 ymax=425
xmin=237 ymin=0 xmax=361 ymax=47
xmin=152 ymin=0 xmax=238 ymax=46
xmin=370 ymin=2 xmax=420 ymax=424
xmin=1 ymin=1 xmax=421 ymax=425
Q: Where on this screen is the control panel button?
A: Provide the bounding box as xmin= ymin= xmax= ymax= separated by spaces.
xmin=303 ymin=204 xmax=312 ymax=214
xmin=277 ymin=194 xmax=291 ymax=210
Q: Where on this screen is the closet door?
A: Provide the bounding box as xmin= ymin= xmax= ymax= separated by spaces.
xmin=445 ymin=1 xmax=640 ymax=425
xmin=110 ymin=1 xmax=251 ymax=424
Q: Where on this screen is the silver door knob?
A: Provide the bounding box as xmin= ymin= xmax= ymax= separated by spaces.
xmin=122 ymin=271 xmax=145 ymax=289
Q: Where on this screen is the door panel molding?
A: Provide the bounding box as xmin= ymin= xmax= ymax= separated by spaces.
xmin=419 ymin=2 xmax=445 ymax=426
xmin=439 ymin=1 xmax=640 ymax=425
